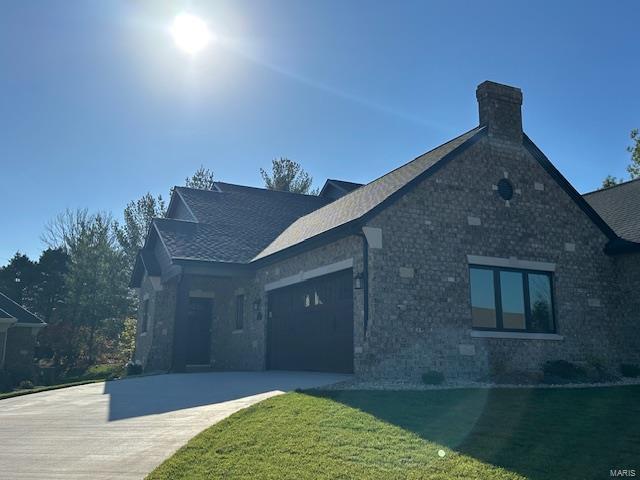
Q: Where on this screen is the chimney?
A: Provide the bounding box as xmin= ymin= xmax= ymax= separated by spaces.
xmin=476 ymin=80 xmax=523 ymax=143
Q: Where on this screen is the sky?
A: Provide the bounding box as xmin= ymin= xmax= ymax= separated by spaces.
xmin=1 ymin=1 xmax=639 ymax=264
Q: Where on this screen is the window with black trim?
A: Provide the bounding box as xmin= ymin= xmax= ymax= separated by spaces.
xmin=235 ymin=294 xmax=245 ymax=331
xmin=141 ymin=299 xmax=149 ymax=334
xmin=469 ymin=265 xmax=555 ymax=333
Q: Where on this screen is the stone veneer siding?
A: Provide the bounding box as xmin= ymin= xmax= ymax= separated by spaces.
xmin=134 ymin=138 xmax=639 ymax=379
xmin=359 ymin=135 xmax=627 ymax=381
xmin=135 ymin=274 xmax=177 ymax=372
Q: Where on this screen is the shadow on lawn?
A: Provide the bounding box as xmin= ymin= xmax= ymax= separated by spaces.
xmin=310 ymin=385 xmax=640 ymax=480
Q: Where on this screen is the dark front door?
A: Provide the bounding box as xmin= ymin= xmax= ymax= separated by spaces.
xmin=267 ymin=269 xmax=353 ymax=373
xmin=186 ymin=297 xmax=212 ymax=365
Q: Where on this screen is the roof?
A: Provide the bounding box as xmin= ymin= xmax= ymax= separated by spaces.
xmin=254 ymin=127 xmax=485 ymax=261
xmin=0 ymin=292 xmax=45 ymax=325
xmin=319 ymin=179 xmax=364 ymax=198
xmin=155 ymin=183 xmax=331 ymax=263
xmin=583 ymin=178 xmax=640 ymax=243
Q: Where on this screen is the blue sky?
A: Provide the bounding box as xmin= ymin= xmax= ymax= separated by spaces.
xmin=1 ymin=1 xmax=638 ymax=264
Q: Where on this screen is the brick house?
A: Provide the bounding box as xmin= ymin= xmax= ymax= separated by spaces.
xmin=130 ymin=81 xmax=640 ymax=381
xmin=0 ymin=292 xmax=46 ymax=378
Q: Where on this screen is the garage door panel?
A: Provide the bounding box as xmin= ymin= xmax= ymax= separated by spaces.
xmin=267 ymin=269 xmax=353 ymax=373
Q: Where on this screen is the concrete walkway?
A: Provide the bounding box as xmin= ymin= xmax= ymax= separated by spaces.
xmin=0 ymin=371 xmax=349 ymax=480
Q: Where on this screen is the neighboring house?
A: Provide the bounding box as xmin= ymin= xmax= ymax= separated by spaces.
xmin=131 ymin=81 xmax=640 ymax=381
xmin=0 ymin=292 xmax=46 ymax=376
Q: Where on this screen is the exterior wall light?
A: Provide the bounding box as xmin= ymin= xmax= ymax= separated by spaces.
xmin=354 ymin=272 xmax=364 ymax=290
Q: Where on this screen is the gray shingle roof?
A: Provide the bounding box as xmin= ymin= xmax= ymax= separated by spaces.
xmin=0 ymin=292 xmax=45 ymax=325
xmin=156 ymin=184 xmax=330 ymax=263
xmin=583 ymin=178 xmax=640 ymax=243
xmin=254 ymin=127 xmax=484 ymax=260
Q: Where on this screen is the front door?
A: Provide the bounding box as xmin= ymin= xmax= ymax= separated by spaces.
xmin=186 ymin=297 xmax=212 ymax=365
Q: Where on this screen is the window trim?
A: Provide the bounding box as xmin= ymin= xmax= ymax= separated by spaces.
xmin=469 ymin=264 xmax=556 ymax=334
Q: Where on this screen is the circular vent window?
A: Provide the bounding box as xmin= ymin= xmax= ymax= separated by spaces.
xmin=497 ymin=179 xmax=514 ymax=201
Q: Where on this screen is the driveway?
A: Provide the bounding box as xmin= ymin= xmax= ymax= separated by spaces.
xmin=0 ymin=371 xmax=349 ymax=480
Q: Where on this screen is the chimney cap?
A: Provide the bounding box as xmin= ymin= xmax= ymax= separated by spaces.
xmin=476 ymin=80 xmax=522 ymax=105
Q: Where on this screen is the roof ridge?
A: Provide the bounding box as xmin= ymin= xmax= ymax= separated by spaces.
xmin=215 ymin=182 xmax=325 ymax=198
xmin=583 ymin=177 xmax=640 ymax=197
xmin=279 ymin=126 xmax=484 ymax=221
xmin=178 ymin=182 xmax=325 ymax=199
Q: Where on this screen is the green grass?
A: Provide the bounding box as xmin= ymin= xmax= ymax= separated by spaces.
xmin=0 ymin=378 xmax=105 ymax=400
xmin=0 ymin=363 xmax=124 ymax=400
xmin=147 ymin=386 xmax=640 ymax=480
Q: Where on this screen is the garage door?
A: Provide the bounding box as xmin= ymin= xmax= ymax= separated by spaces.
xmin=267 ymin=269 xmax=354 ymax=373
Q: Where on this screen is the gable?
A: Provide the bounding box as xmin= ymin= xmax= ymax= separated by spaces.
xmin=366 ymin=134 xmax=615 ymax=260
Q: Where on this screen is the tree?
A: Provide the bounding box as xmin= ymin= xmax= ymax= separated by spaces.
xmin=185 ymin=165 xmax=215 ymax=190
xmin=43 ymin=209 xmax=130 ymax=366
xmin=0 ymin=252 xmax=37 ymax=305
xmin=601 ymin=128 xmax=640 ymax=188
xmin=626 ymin=128 xmax=640 ymax=179
xmin=601 ymin=175 xmax=622 ymax=189
xmin=260 ymin=158 xmax=317 ymax=194
xmin=114 ymin=193 xmax=165 ymax=267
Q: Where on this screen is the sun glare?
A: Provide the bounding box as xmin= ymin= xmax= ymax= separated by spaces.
xmin=170 ymin=13 xmax=213 ymax=55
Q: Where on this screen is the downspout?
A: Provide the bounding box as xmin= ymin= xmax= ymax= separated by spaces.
xmin=359 ymin=233 xmax=369 ymax=335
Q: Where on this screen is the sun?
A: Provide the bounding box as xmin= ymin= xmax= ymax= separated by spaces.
xmin=170 ymin=13 xmax=213 ymax=55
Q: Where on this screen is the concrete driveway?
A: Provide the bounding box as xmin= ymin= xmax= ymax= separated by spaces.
xmin=0 ymin=371 xmax=349 ymax=480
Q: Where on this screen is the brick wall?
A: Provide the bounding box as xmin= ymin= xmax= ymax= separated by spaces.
xmin=359 ymin=135 xmax=626 ymax=381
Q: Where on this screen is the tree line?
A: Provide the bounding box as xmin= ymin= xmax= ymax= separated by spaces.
xmin=0 ymin=158 xmax=315 ymax=373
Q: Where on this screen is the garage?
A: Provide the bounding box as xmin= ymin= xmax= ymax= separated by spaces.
xmin=267 ymin=269 xmax=354 ymax=373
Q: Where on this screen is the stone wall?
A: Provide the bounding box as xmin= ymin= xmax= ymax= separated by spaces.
xmin=360 ymin=135 xmax=623 ymax=381
xmin=187 ymin=275 xmax=264 ymax=371
xmin=134 ymin=274 xmax=177 ymax=372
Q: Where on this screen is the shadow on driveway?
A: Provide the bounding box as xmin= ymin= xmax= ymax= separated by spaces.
xmin=104 ymin=370 xmax=350 ymax=421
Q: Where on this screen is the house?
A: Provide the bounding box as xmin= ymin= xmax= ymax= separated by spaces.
xmin=0 ymin=292 xmax=46 ymax=377
xmin=130 ymin=81 xmax=640 ymax=381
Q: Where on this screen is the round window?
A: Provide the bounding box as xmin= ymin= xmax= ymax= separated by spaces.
xmin=497 ymin=179 xmax=514 ymax=201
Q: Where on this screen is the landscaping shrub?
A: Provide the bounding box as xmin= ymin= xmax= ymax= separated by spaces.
xmin=126 ymin=361 xmax=143 ymax=376
xmin=542 ymin=360 xmax=588 ymax=384
xmin=18 ymin=380 xmax=34 ymax=390
xmin=620 ymin=363 xmax=640 ymax=378
xmin=421 ymin=370 xmax=444 ymax=385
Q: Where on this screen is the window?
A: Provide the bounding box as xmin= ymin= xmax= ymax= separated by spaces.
xmin=469 ymin=266 xmax=555 ymax=333
xmin=141 ymin=299 xmax=149 ymax=334
xmin=235 ymin=295 xmax=244 ymax=331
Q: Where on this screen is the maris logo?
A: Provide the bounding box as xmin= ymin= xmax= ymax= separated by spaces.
xmin=610 ymin=470 xmax=636 ymax=477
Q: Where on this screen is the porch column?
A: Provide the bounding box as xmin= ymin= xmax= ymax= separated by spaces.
xmin=171 ymin=274 xmax=191 ymax=373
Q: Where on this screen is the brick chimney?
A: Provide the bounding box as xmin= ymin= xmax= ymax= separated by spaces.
xmin=476 ymin=81 xmax=523 ymax=143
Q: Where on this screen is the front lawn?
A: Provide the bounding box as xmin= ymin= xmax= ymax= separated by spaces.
xmin=147 ymin=385 xmax=640 ymax=480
